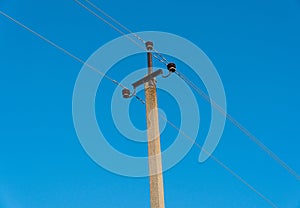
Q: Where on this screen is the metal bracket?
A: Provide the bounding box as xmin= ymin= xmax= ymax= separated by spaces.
xmin=132 ymin=69 xmax=163 ymax=89
xmin=122 ymin=66 xmax=176 ymax=99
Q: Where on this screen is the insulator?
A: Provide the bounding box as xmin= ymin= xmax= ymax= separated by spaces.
xmin=145 ymin=41 xmax=153 ymax=51
xmin=122 ymin=89 xmax=131 ymax=98
xmin=167 ymin=63 xmax=176 ymax=72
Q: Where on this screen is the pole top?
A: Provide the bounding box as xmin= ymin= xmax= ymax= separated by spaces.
xmin=146 ymin=41 xmax=153 ymax=51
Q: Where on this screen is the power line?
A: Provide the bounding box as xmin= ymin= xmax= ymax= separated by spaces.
xmin=0 ymin=8 xmax=287 ymax=207
xmin=73 ymin=0 xmax=169 ymax=65
xmin=73 ymin=0 xmax=142 ymax=50
xmin=82 ymin=0 xmax=169 ymax=65
xmin=0 ymin=10 xmax=144 ymax=104
xmin=0 ymin=11 xmax=122 ymax=87
xmin=73 ymin=0 xmax=299 ymax=181
xmin=125 ymin=65 xmax=278 ymax=206
xmin=175 ymin=70 xmax=300 ymax=181
xmin=159 ymin=114 xmax=279 ymax=208
xmin=83 ymin=0 xmax=147 ymax=44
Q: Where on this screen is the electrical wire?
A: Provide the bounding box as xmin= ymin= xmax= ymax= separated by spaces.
xmin=74 ymin=0 xmax=142 ymax=51
xmin=82 ymin=0 xmax=169 ymax=65
xmin=0 ymin=7 xmax=289 ymax=207
xmin=73 ymin=0 xmax=300 ymax=181
xmin=175 ymin=70 xmax=300 ymax=181
xmin=83 ymin=0 xmax=147 ymax=44
xmin=0 ymin=11 xmax=123 ymax=88
xmin=74 ymin=0 xmax=169 ymax=65
xmin=0 ymin=10 xmax=145 ymax=104
xmin=133 ymin=92 xmax=278 ymax=207
xmin=135 ymin=87 xmax=278 ymax=206
xmin=159 ymin=113 xmax=278 ymax=208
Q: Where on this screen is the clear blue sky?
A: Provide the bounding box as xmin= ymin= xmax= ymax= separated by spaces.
xmin=1 ymin=0 xmax=300 ymax=207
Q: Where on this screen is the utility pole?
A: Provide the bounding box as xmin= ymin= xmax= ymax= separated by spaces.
xmin=145 ymin=41 xmax=165 ymax=208
xmin=122 ymin=41 xmax=176 ymax=208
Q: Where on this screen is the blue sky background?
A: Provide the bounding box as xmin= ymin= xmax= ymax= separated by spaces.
xmin=1 ymin=0 xmax=300 ymax=207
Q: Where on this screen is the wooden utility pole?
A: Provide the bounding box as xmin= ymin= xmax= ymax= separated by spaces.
xmin=145 ymin=41 xmax=165 ymax=208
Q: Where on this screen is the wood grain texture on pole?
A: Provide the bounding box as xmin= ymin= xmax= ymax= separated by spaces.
xmin=145 ymin=41 xmax=165 ymax=208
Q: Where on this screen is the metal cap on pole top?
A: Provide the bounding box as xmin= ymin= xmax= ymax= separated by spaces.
xmin=146 ymin=41 xmax=154 ymax=51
